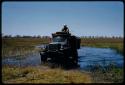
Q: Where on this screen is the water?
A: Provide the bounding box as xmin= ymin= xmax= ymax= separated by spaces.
xmin=2 ymin=46 xmax=123 ymax=69
xmin=78 ymin=47 xmax=123 ymax=70
xmin=2 ymin=52 xmax=41 ymax=67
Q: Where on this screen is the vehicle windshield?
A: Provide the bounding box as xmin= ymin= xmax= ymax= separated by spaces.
xmin=52 ymin=36 xmax=66 ymax=42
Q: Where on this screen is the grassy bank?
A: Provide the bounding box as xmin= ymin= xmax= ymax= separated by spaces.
xmin=2 ymin=66 xmax=91 ymax=84
xmin=92 ymin=67 xmax=123 ymax=83
xmin=88 ymin=64 xmax=124 ymax=83
xmin=81 ymin=38 xmax=123 ymax=54
xmin=2 ymin=64 xmax=123 ymax=83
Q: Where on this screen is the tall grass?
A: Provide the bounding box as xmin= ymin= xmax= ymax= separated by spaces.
xmin=2 ymin=66 xmax=91 ymax=83
xmin=2 ymin=38 xmax=49 ymax=58
xmin=88 ymin=64 xmax=124 ymax=83
xmin=2 ymin=64 xmax=123 ymax=83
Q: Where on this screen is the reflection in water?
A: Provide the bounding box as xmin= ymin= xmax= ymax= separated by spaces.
xmin=2 ymin=47 xmax=123 ymax=69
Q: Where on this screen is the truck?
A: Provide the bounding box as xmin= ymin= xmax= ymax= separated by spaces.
xmin=39 ymin=26 xmax=81 ymax=67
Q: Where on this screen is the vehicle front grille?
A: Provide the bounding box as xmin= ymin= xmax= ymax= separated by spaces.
xmin=48 ymin=44 xmax=60 ymax=51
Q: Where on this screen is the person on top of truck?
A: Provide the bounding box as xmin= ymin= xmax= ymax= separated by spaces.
xmin=61 ymin=25 xmax=69 ymax=33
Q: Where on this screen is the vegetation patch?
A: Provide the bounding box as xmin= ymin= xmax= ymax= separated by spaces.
xmin=2 ymin=66 xmax=91 ymax=84
xmin=2 ymin=38 xmax=49 ymax=58
xmin=87 ymin=64 xmax=124 ymax=83
xmin=2 ymin=37 xmax=124 ymax=83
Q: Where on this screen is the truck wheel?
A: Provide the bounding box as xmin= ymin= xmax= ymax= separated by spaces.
xmin=40 ymin=52 xmax=47 ymax=63
xmin=71 ymin=51 xmax=78 ymax=65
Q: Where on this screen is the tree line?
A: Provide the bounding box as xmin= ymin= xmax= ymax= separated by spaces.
xmin=80 ymin=36 xmax=123 ymax=39
xmin=2 ymin=34 xmax=51 ymax=39
xmin=2 ymin=34 xmax=123 ymax=39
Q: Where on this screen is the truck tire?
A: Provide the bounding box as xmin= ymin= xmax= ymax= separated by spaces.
xmin=40 ymin=52 xmax=47 ymax=63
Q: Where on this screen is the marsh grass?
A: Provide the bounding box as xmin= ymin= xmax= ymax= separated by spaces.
xmin=88 ymin=64 xmax=124 ymax=83
xmin=2 ymin=64 xmax=123 ymax=83
xmin=2 ymin=37 xmax=123 ymax=58
xmin=2 ymin=46 xmax=35 ymax=58
xmin=2 ymin=66 xmax=91 ymax=83
xmin=2 ymin=38 xmax=49 ymax=58
xmin=2 ymin=38 xmax=124 ymax=83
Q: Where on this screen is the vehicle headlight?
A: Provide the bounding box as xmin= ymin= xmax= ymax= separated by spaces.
xmin=41 ymin=44 xmax=47 ymax=50
xmin=60 ymin=45 xmax=66 ymax=50
xmin=61 ymin=45 xmax=63 ymax=49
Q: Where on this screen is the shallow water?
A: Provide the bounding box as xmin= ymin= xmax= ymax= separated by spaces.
xmin=78 ymin=47 xmax=123 ymax=69
xmin=2 ymin=46 xmax=123 ymax=69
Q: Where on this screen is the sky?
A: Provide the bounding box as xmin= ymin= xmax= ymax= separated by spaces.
xmin=2 ymin=1 xmax=124 ymax=37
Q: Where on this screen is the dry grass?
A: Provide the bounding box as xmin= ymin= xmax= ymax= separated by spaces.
xmin=2 ymin=66 xmax=91 ymax=84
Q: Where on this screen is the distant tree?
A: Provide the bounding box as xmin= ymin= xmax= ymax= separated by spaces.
xmin=3 ymin=35 xmax=12 ymax=38
xmin=33 ymin=35 xmax=37 ymax=38
xmin=8 ymin=35 xmax=12 ymax=38
xmin=104 ymin=36 xmax=107 ymax=38
xmin=112 ymin=36 xmax=116 ymax=39
xmin=91 ymin=36 xmax=95 ymax=38
xmin=37 ymin=35 xmax=41 ymax=38
xmin=15 ymin=35 xmax=21 ymax=38
xmin=118 ymin=36 xmax=123 ymax=39
xmin=88 ymin=36 xmax=92 ymax=39
xmin=22 ymin=35 xmax=32 ymax=38
xmin=3 ymin=35 xmax=9 ymax=38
